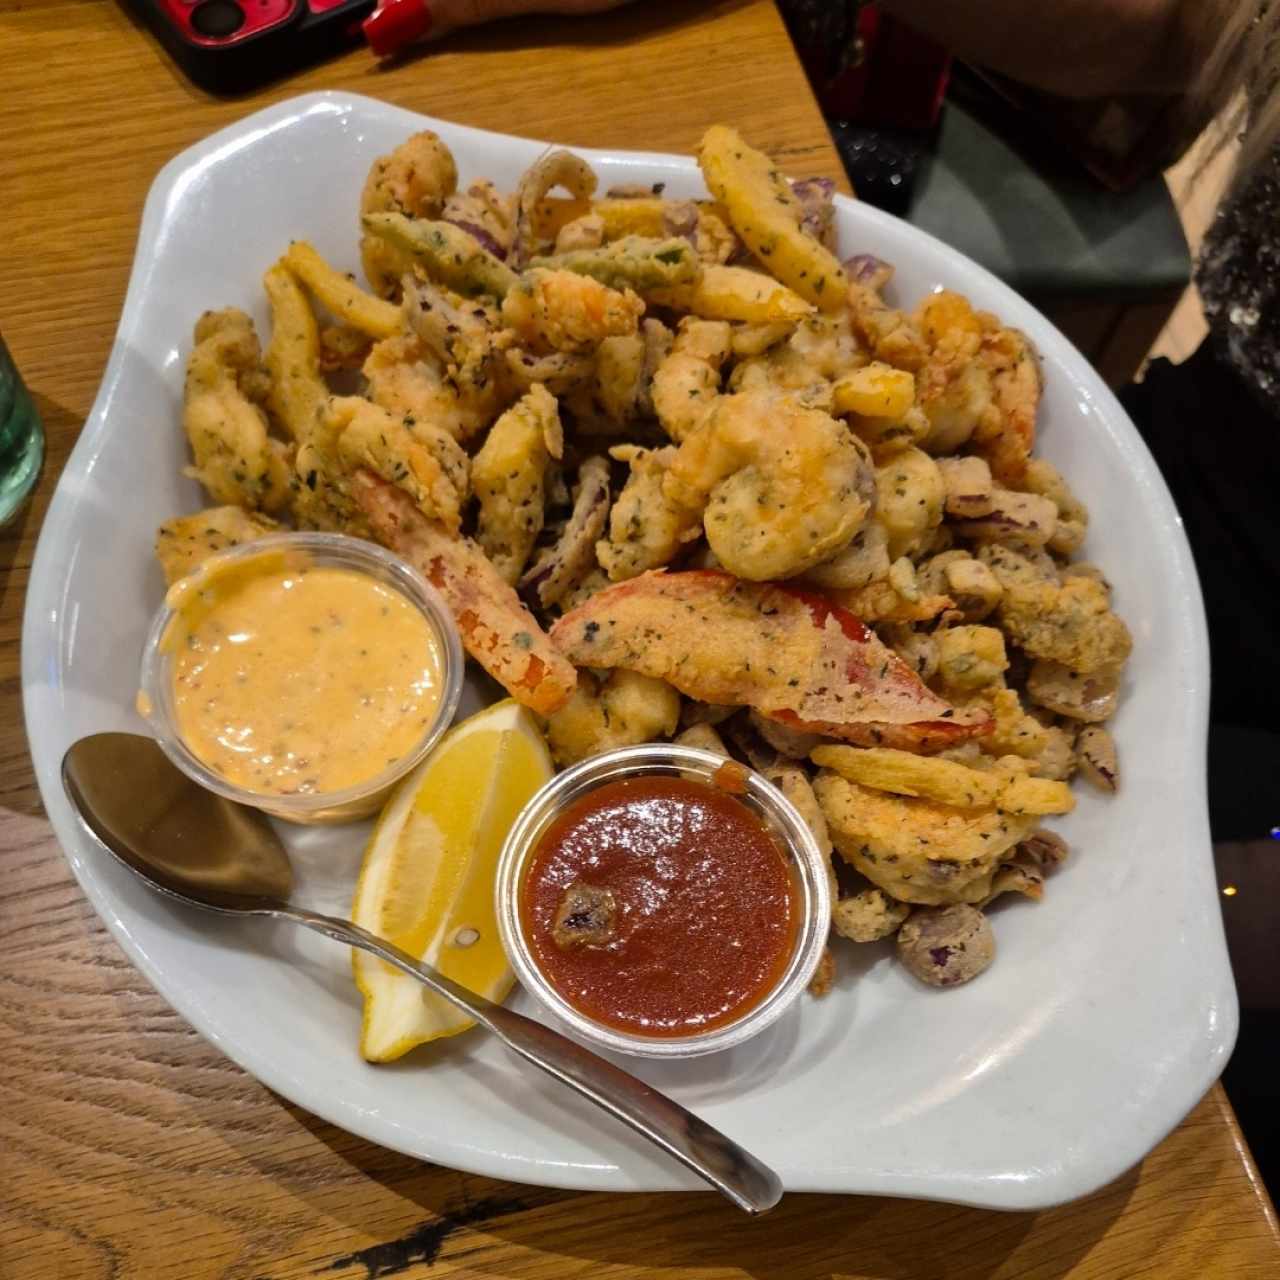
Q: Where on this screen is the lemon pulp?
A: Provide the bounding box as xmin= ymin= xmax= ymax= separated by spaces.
xmin=351 ymin=699 xmax=552 ymax=1061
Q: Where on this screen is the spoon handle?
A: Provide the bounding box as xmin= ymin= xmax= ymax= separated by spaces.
xmin=285 ymin=905 xmax=782 ymax=1215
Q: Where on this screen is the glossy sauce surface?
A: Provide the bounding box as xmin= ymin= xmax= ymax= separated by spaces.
xmin=521 ymin=775 xmax=799 ymax=1038
xmin=166 ymin=556 xmax=442 ymax=796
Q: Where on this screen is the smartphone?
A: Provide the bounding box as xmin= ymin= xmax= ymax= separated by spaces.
xmin=124 ymin=0 xmax=376 ymax=95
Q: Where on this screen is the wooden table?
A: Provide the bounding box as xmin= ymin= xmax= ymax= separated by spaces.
xmin=2 ymin=2 xmax=1278 ymax=1276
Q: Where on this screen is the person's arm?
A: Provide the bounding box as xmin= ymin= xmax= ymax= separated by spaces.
xmin=430 ymin=0 xmax=632 ymax=38
xmin=877 ymin=0 xmax=1211 ymax=98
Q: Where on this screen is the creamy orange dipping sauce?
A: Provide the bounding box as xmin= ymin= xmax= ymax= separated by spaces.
xmin=164 ymin=553 xmax=442 ymax=796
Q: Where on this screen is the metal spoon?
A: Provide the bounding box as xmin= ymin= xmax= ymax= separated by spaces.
xmin=61 ymin=732 xmax=783 ymax=1215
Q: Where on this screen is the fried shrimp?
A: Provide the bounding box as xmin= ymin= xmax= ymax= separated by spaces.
xmin=911 ymin=291 xmax=994 ymax=455
xmin=732 ymin=311 xmax=864 ymax=400
xmin=501 ymin=269 xmax=643 ymax=354
xmin=362 ymin=334 xmax=480 ymax=443
xmin=471 ymin=384 xmax=564 ymax=583
xmin=847 ymin=281 xmax=929 ymax=372
xmin=907 ymin=293 xmax=1040 ymax=482
xmin=361 ymin=130 xmax=459 ymax=220
xmin=972 ymin=325 xmax=1041 ymax=485
xmin=651 ymin=318 xmax=733 ymax=442
xmin=359 ymin=130 xmax=459 ymax=297
xmin=183 ymin=308 xmax=293 ymax=513
xmin=663 ymin=389 xmax=875 ymax=581
xmin=355 ymin=472 xmax=575 ymax=715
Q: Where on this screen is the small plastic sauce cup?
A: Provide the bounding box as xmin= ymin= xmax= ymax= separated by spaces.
xmin=138 ymin=532 xmax=462 ymax=825
xmin=496 ymin=743 xmax=832 ymax=1058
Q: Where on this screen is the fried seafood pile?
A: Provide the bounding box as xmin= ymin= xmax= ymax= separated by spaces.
xmin=157 ymin=124 xmax=1131 ymax=991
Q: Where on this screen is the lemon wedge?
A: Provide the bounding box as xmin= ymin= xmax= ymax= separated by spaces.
xmin=351 ymin=699 xmax=553 ymax=1062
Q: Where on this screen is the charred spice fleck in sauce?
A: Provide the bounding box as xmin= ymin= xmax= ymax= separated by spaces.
xmin=521 ymin=775 xmax=799 ymax=1038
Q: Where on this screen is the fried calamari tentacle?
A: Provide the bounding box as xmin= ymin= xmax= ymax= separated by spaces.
xmin=513 ymin=149 xmax=598 ymax=267
xmin=596 ymin=445 xmax=701 ymax=581
xmin=383 ymin=277 xmax=515 ymax=438
xmin=354 ymin=471 xmax=575 ymax=715
xmin=520 ymin=454 xmax=612 ymax=610
xmin=847 ymin=281 xmax=928 ymax=372
xmin=404 ymin=279 xmax=506 ymax=384
xmin=504 ymin=346 xmax=596 ymax=395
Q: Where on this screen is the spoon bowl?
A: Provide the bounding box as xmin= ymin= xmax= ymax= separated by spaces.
xmin=63 ymin=732 xmax=294 ymax=909
xmin=61 ymin=732 xmax=784 ymax=1215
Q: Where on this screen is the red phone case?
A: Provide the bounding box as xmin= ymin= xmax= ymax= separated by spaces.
xmin=126 ymin=0 xmax=375 ymax=94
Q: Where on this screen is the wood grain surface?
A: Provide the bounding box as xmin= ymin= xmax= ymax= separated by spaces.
xmin=2 ymin=2 xmax=1278 ymax=1276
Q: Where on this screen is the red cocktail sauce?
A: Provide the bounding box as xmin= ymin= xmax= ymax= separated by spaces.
xmin=520 ymin=774 xmax=800 ymax=1038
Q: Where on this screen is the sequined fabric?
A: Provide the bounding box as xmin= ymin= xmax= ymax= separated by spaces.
xmin=1197 ymin=145 xmax=1280 ymax=412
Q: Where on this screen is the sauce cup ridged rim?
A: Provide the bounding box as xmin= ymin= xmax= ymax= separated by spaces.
xmin=495 ymin=743 xmax=832 ymax=1059
xmin=137 ymin=530 xmax=464 ymax=822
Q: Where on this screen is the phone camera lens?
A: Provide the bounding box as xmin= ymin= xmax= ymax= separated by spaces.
xmin=190 ymin=0 xmax=246 ymax=37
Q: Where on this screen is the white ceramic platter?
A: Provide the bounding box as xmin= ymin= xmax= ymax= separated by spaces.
xmin=23 ymin=92 xmax=1236 ymax=1210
